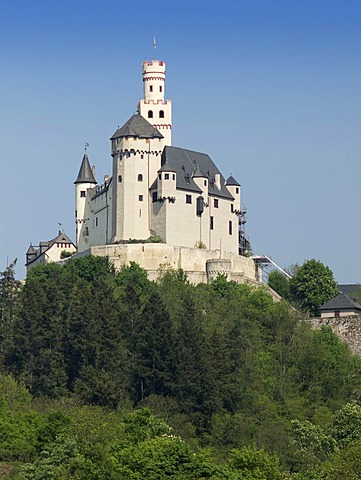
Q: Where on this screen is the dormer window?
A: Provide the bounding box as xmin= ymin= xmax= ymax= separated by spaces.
xmin=148 ymin=110 xmax=153 ymax=118
xmin=159 ymin=110 xmax=165 ymax=118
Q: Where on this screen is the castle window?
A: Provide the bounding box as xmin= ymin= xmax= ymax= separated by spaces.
xmin=231 ymin=204 xmax=234 ymax=213
xmin=210 ymin=216 xmax=214 ymax=230
xmin=138 ymin=174 xmax=143 ymax=182
xmin=152 ymin=191 xmax=158 ymax=203
xmin=186 ymin=194 xmax=192 ymax=204
xmin=150 ymin=85 xmax=153 ymax=92
xmin=204 ymin=180 xmax=207 ymax=186
xmin=141 ymin=154 xmax=144 ymax=159
xmin=160 ymin=85 xmax=163 ymax=92
xmin=148 ymin=110 xmax=153 ymax=118
xmin=80 ymin=191 xmax=86 ymax=198
xmin=118 ymin=175 xmax=122 ymax=183
xmin=158 ymin=173 xmax=161 ymax=180
xmin=214 ymin=199 xmax=219 ymax=208
xmin=159 ymin=110 xmax=164 ymax=118
xmin=229 ymin=221 xmax=232 ymax=235
xmin=236 ymin=187 xmax=239 ymax=194
xmin=139 ymin=195 xmax=143 ymax=202
xmin=83 ymin=227 xmax=89 ymax=237
xmin=96 ymin=217 xmax=98 ymax=227
xmin=173 ymin=174 xmax=175 ymax=180
xmin=164 ymin=173 xmax=169 ymax=180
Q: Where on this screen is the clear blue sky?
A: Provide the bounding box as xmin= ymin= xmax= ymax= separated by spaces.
xmin=0 ymin=0 xmax=360 ymax=282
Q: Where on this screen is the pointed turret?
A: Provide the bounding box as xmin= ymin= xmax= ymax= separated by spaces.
xmin=225 ymin=175 xmax=240 ymax=187
xmin=74 ymin=153 xmax=97 ymax=184
xmin=75 ymin=151 xmax=96 ymax=249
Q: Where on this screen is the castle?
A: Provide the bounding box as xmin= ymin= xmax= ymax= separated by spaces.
xmin=27 ymin=58 xmax=260 ymax=284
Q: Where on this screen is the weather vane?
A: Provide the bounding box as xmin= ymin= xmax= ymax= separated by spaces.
xmin=85 ymin=142 xmax=89 ymax=152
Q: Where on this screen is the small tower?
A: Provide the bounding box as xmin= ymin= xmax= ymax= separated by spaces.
xmin=138 ymin=60 xmax=172 ymax=146
xmin=74 ymin=151 xmax=97 ymax=247
xmin=157 ymin=161 xmax=176 ymax=199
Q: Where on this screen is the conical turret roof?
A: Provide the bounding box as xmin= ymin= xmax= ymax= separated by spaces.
xmin=111 ymin=114 xmax=163 ymax=140
xmin=192 ymin=167 xmax=206 ymax=178
xmin=74 ymin=153 xmax=97 ymax=184
xmin=226 ymin=175 xmax=240 ymax=187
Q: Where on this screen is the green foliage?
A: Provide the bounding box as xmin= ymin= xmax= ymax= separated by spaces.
xmin=228 ymin=445 xmax=286 ymax=479
xmin=2 ymin=258 xmax=361 ymax=478
xmin=289 ymin=259 xmax=339 ymax=316
xmin=268 ymin=270 xmax=290 ymax=299
xmin=318 ymin=439 xmax=361 ymax=479
xmin=290 ymin=419 xmax=337 ymax=468
xmin=59 ymin=250 xmax=74 ymax=259
xmin=331 ymin=403 xmax=361 ymax=446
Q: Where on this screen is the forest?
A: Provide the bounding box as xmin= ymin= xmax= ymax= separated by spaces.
xmin=0 ymin=256 xmax=361 ymax=479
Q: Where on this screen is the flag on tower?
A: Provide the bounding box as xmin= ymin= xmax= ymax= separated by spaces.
xmin=153 ymin=36 xmax=157 ymax=50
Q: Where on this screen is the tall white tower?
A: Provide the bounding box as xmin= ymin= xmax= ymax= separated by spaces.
xmin=74 ymin=152 xmax=96 ymax=248
xmin=138 ymin=60 xmax=172 ymax=146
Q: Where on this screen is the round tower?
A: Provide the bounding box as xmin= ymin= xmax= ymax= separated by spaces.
xmin=138 ymin=60 xmax=172 ymax=146
xmin=157 ymin=161 xmax=176 ymax=199
xmin=142 ymin=60 xmax=166 ymax=102
xmin=74 ymin=152 xmax=97 ymax=249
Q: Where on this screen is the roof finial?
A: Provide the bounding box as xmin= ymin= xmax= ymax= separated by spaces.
xmin=84 ymin=142 xmax=89 ymax=153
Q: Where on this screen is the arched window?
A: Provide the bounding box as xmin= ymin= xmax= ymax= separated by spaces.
xmin=138 ymin=174 xmax=143 ymax=182
xmin=159 ymin=110 xmax=164 ymax=118
xmin=148 ymin=110 xmax=153 ymax=118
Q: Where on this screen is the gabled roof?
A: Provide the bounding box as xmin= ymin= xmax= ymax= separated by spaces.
xmin=159 ymin=146 xmax=234 ymax=199
xmin=111 ymin=114 xmax=163 ymax=140
xmin=26 ymin=232 xmax=76 ymax=266
xmin=26 ymin=244 xmax=37 ymax=255
xmin=74 ymin=153 xmax=97 ymax=184
xmin=320 ymin=292 xmax=361 ymax=312
xmin=226 ymin=175 xmax=240 ymax=187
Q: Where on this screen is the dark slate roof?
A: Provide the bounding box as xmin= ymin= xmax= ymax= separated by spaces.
xmin=339 ymin=284 xmax=361 ymax=299
xmin=158 ymin=161 xmax=177 ymax=173
xmin=192 ymin=167 xmax=206 ymax=178
xmin=111 ymin=114 xmax=163 ymax=140
xmin=320 ymin=292 xmax=361 ymax=312
xmin=26 ymin=244 xmax=37 ymax=255
xmin=74 ymin=153 xmax=97 ymax=184
xmin=160 ymin=146 xmax=234 ymax=199
xmin=226 ymin=175 xmax=240 ymax=187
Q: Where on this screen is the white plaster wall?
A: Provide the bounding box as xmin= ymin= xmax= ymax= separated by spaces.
xmin=87 ymin=185 xmax=112 ymax=248
xmin=208 ymin=195 xmax=238 ymax=254
xmin=138 ymin=60 xmax=172 ymax=146
xmin=111 ymin=136 xmax=163 ymax=242
xmin=321 ymin=310 xmax=360 ymax=319
xmin=27 ymin=242 xmax=76 ymax=272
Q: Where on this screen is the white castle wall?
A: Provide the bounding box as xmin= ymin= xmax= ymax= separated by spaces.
xmin=110 ymin=137 xmax=163 ymax=243
xmin=74 ymin=243 xmax=259 ymax=284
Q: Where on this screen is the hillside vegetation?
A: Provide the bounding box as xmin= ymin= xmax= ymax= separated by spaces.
xmin=1 ymin=257 xmax=361 ymax=478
